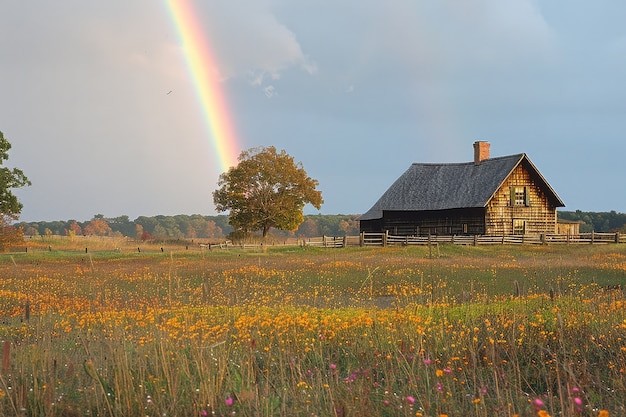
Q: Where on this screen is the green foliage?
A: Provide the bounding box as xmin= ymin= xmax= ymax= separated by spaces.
xmin=0 ymin=131 xmax=30 ymax=250
xmin=213 ymin=146 xmax=323 ymax=237
xmin=0 ymin=131 xmax=30 ymax=220
xmin=559 ymin=210 xmax=626 ymax=232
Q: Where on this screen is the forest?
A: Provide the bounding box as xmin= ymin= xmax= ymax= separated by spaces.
xmin=558 ymin=210 xmax=626 ymax=233
xmin=15 ymin=213 xmax=360 ymax=240
xmin=14 ymin=210 xmax=626 ymax=241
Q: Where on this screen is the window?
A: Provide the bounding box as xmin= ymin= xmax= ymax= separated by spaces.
xmin=513 ymin=219 xmax=526 ymax=235
xmin=510 ymin=186 xmax=529 ymax=206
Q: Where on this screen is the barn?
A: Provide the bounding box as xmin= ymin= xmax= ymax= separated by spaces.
xmin=359 ymin=142 xmax=565 ymax=236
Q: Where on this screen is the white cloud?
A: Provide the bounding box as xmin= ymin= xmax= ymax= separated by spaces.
xmin=199 ymin=1 xmax=316 ymax=89
xmin=263 ymin=85 xmax=277 ymax=98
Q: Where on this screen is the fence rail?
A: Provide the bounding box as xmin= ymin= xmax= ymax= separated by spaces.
xmin=303 ymin=232 xmax=625 ymax=248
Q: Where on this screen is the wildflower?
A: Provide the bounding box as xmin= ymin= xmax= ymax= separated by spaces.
xmin=406 ymin=396 xmax=415 ymax=404
xmin=598 ymin=411 xmax=609 ymax=417
xmin=574 ymin=397 xmax=582 ymax=406
xmin=533 ymin=398 xmax=545 ymax=409
xmin=423 ymin=358 xmax=432 ymax=365
xmin=225 ymin=397 xmax=234 ymax=406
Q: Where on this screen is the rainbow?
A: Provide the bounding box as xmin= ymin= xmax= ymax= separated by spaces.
xmin=165 ymin=0 xmax=240 ymax=173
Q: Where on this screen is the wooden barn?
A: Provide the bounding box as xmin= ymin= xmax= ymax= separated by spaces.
xmin=360 ymin=142 xmax=565 ymax=236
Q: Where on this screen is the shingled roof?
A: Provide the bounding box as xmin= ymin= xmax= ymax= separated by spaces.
xmin=360 ymin=153 xmax=564 ymax=221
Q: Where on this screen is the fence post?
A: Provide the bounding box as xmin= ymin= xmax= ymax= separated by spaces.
xmin=383 ymin=231 xmax=388 ymax=247
xmin=473 ymin=235 xmax=478 ymax=246
xmin=616 ymin=232 xmax=620 ymax=244
xmin=591 ymin=231 xmax=595 ymax=244
xmin=360 ymin=232 xmax=364 ymax=247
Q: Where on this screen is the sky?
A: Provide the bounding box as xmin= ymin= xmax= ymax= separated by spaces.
xmin=1 ymin=1 xmax=625 ymax=222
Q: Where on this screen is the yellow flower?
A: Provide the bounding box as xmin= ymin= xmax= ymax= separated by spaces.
xmin=537 ymin=411 xmax=551 ymax=417
xmin=598 ymin=411 xmax=609 ymax=417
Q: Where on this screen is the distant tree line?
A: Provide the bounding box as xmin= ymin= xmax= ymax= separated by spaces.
xmin=16 ymin=211 xmax=626 ymax=240
xmin=558 ymin=210 xmax=626 ymax=233
xmin=15 ymin=214 xmax=361 ymax=240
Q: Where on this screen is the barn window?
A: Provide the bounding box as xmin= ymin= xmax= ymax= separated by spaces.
xmin=510 ymin=186 xmax=529 ymax=206
xmin=513 ymin=219 xmax=526 ymax=235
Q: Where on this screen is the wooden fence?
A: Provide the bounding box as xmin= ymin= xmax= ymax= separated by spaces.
xmin=304 ymin=232 xmax=626 ymax=248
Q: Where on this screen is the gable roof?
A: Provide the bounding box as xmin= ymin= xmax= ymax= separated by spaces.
xmin=360 ymin=153 xmax=565 ymax=221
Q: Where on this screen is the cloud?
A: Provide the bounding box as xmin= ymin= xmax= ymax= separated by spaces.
xmin=198 ymin=1 xmax=316 ymax=90
xmin=263 ymin=85 xmax=277 ymax=98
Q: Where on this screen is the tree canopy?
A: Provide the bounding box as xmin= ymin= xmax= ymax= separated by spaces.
xmin=0 ymin=131 xmax=30 ymax=219
xmin=0 ymin=131 xmax=31 ymax=250
xmin=213 ymin=146 xmax=323 ymax=237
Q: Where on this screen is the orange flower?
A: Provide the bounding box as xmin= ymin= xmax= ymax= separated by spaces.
xmin=598 ymin=411 xmax=609 ymax=417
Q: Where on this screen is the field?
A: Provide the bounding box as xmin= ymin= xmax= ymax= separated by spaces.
xmin=0 ymin=237 xmax=624 ymax=416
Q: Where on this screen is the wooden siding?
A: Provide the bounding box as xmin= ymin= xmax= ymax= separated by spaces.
xmin=486 ymin=162 xmax=557 ymax=235
xmin=361 ymin=208 xmax=486 ymax=236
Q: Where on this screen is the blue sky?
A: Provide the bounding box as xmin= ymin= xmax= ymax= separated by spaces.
xmin=1 ymin=1 xmax=625 ymax=222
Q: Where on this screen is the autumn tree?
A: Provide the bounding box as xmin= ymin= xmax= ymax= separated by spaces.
xmin=0 ymin=131 xmax=31 ymax=250
xmin=84 ymin=217 xmax=112 ymax=236
xmin=213 ymin=146 xmax=323 ymax=237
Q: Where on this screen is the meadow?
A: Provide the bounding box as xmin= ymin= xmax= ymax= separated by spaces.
xmin=0 ymin=237 xmax=624 ymax=416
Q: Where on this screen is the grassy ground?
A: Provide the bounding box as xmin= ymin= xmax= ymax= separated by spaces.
xmin=0 ymin=239 xmax=624 ymax=416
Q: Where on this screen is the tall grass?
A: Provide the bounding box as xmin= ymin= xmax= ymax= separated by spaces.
xmin=0 ymin=242 xmax=623 ymax=416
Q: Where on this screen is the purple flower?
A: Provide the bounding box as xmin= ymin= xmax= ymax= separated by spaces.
xmin=225 ymin=396 xmax=234 ymax=406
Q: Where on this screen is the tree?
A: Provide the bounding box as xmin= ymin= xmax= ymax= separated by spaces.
xmin=0 ymin=131 xmax=31 ymax=250
xmin=84 ymin=218 xmax=112 ymax=236
xmin=213 ymin=146 xmax=323 ymax=237
xmin=0 ymin=131 xmax=30 ymax=219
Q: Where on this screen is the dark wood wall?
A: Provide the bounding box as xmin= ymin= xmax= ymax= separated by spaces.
xmin=360 ymin=208 xmax=486 ymax=236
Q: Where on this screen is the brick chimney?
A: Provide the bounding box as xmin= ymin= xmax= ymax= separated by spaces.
xmin=473 ymin=141 xmax=490 ymax=165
